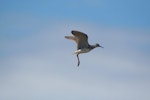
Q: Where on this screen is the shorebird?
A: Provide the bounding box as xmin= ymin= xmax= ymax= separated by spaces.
xmin=65 ymin=30 xmax=103 ymax=66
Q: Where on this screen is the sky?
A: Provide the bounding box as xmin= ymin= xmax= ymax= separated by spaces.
xmin=0 ymin=0 xmax=150 ymax=100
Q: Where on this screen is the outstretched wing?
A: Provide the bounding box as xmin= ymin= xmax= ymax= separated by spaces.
xmin=72 ymin=30 xmax=89 ymax=49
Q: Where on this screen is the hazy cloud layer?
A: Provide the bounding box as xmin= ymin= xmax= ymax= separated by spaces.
xmin=0 ymin=19 xmax=150 ymax=100
xmin=0 ymin=0 xmax=150 ymax=100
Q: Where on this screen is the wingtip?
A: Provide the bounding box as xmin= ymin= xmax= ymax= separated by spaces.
xmin=71 ymin=30 xmax=82 ymax=34
xmin=71 ymin=30 xmax=76 ymax=32
xmin=71 ymin=30 xmax=76 ymax=34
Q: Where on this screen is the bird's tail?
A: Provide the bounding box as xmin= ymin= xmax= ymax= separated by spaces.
xmin=65 ymin=36 xmax=76 ymax=41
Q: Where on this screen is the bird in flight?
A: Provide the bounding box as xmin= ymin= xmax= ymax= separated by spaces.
xmin=65 ymin=30 xmax=103 ymax=66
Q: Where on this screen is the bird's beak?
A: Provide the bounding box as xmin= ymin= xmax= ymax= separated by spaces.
xmin=99 ymin=45 xmax=104 ymax=48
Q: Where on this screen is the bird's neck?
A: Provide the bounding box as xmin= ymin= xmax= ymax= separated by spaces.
xmin=88 ymin=44 xmax=97 ymax=49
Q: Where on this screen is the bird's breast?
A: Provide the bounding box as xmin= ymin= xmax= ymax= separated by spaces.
xmin=74 ymin=48 xmax=91 ymax=54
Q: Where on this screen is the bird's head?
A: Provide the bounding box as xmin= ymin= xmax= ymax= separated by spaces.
xmin=95 ymin=43 xmax=103 ymax=48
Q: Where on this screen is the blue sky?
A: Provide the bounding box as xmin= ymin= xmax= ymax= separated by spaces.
xmin=0 ymin=0 xmax=150 ymax=100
